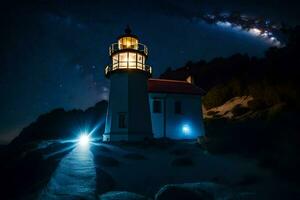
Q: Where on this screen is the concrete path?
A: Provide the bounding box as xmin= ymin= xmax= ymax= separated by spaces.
xmin=39 ymin=146 xmax=97 ymax=200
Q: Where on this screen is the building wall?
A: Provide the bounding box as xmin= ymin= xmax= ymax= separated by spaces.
xmin=104 ymin=71 xmax=153 ymax=141
xmin=104 ymin=72 xmax=129 ymax=138
xmin=149 ymin=93 xmax=205 ymax=139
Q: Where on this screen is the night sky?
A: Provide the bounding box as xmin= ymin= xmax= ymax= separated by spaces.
xmin=1 ymin=0 xmax=300 ymax=144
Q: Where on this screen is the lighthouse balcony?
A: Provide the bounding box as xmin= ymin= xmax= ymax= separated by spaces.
xmin=105 ymin=64 xmax=152 ymax=77
xmin=109 ymin=43 xmax=148 ymax=56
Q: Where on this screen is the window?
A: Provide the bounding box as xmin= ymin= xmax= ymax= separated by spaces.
xmin=153 ymin=100 xmax=162 ymax=113
xmin=128 ymin=52 xmax=137 ymax=68
xmin=137 ymin=54 xmax=144 ymax=69
xmin=118 ymin=113 xmax=127 ymax=128
xmin=175 ymin=101 xmax=182 ymax=114
xmin=118 ymin=52 xmax=127 ymax=68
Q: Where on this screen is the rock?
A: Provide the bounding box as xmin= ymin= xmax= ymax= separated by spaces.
xmin=96 ymin=155 xmax=120 ymax=167
xmin=169 ymin=148 xmax=189 ymax=156
xmin=155 ymin=184 xmax=213 ymax=200
xmin=235 ymin=174 xmax=260 ymax=187
xmin=155 ymin=182 xmax=246 ymax=200
xmin=171 ymin=156 xmax=195 ymax=167
xmin=96 ymin=168 xmax=115 ymax=194
xmin=98 ymin=145 xmax=112 ymax=153
xmin=99 ymin=191 xmax=150 ymax=200
xmin=123 ymin=153 xmax=146 ymax=160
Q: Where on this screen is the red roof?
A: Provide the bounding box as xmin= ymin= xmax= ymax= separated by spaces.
xmin=148 ymin=79 xmax=205 ymax=95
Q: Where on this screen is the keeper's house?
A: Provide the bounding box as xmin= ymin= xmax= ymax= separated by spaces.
xmin=148 ymin=78 xmax=205 ymax=140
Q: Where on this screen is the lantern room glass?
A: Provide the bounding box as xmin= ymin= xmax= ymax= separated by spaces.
xmin=118 ymin=37 xmax=138 ymax=50
xmin=112 ymin=52 xmax=145 ymax=69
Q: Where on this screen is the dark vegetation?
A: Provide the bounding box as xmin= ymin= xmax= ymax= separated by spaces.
xmin=231 ymin=104 xmax=250 ymax=116
xmin=161 ymin=26 xmax=300 ymax=183
xmin=161 ymin=26 xmax=300 ymax=110
xmin=11 ymin=100 xmax=107 ymax=145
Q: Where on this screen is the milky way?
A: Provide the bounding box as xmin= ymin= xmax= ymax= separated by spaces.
xmin=201 ymin=12 xmax=284 ymax=47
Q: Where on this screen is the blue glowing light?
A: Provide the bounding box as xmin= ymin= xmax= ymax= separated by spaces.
xmin=78 ymin=133 xmax=90 ymax=147
xmin=182 ymin=124 xmax=191 ymax=135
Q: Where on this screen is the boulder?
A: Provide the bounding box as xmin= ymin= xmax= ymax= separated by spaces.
xmin=123 ymin=153 xmax=146 ymax=160
xmin=171 ymin=156 xmax=194 ymax=167
xmin=95 ymin=155 xmax=120 ymax=167
xmin=155 ymin=184 xmax=213 ymax=200
xmin=96 ymin=168 xmax=115 ymax=194
xmin=155 ymin=182 xmax=253 ymax=200
xmin=99 ymin=191 xmax=150 ymax=200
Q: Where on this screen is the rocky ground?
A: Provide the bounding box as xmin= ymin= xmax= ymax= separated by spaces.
xmin=0 ymin=139 xmax=299 ymax=200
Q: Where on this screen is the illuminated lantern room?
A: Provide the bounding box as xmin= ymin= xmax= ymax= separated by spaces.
xmin=105 ymin=26 xmax=152 ymax=77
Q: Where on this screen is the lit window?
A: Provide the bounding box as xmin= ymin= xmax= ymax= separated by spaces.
xmin=137 ymin=54 xmax=143 ymax=69
xmin=128 ymin=52 xmax=137 ymax=68
xmin=175 ymin=101 xmax=182 ymax=114
xmin=119 ymin=52 xmax=127 ymax=68
xmin=153 ymin=100 xmax=162 ymax=113
xmin=118 ymin=113 xmax=127 ymax=128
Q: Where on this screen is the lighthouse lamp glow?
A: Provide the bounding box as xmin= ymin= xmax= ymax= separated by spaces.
xmin=78 ymin=133 xmax=90 ymax=147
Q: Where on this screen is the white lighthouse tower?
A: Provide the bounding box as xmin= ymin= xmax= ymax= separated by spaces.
xmin=103 ymin=27 xmax=153 ymax=142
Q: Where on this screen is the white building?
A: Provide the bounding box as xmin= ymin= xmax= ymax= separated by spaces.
xmin=148 ymin=79 xmax=205 ymax=139
xmin=103 ymin=27 xmax=205 ymax=142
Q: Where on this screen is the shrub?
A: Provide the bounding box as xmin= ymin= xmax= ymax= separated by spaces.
xmin=203 ymin=84 xmax=233 ymax=109
xmin=247 ymin=99 xmax=267 ymax=111
xmin=206 ymin=111 xmax=219 ymax=116
xmin=231 ymin=104 xmax=250 ymax=116
xmin=197 ymin=136 xmax=209 ymax=150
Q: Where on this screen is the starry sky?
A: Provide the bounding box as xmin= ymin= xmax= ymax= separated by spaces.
xmin=1 ymin=0 xmax=300 ymax=144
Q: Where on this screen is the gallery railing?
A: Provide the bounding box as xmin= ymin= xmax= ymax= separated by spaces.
xmin=109 ymin=43 xmax=148 ymax=56
xmin=105 ymin=64 xmax=152 ymax=76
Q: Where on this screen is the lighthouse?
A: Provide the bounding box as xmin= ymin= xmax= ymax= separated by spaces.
xmin=103 ymin=27 xmax=153 ymax=142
